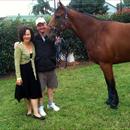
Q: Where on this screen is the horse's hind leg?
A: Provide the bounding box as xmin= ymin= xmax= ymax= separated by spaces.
xmin=99 ymin=63 xmax=119 ymax=109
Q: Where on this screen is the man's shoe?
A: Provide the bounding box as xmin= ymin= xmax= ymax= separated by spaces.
xmin=38 ymin=106 xmax=47 ymax=117
xmin=47 ymin=102 xmax=60 ymax=112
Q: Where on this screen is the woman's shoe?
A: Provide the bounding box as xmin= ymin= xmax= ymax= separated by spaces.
xmin=26 ymin=113 xmax=32 ymax=116
xmin=32 ymin=115 xmax=45 ymax=120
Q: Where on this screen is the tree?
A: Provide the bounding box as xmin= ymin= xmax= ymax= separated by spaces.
xmin=117 ymin=0 xmax=130 ymax=13
xmin=69 ymin=0 xmax=108 ymax=14
xmin=123 ymin=0 xmax=130 ymax=7
xmin=32 ymin=0 xmax=53 ymax=15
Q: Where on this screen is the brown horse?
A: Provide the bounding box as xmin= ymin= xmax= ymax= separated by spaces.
xmin=48 ymin=2 xmax=130 ymax=109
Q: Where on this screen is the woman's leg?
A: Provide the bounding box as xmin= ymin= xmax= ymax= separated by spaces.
xmin=30 ymin=99 xmax=41 ymax=117
xmin=25 ymin=99 xmax=32 ymax=115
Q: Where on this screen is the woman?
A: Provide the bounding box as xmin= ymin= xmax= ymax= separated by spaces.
xmin=14 ymin=26 xmax=45 ymax=120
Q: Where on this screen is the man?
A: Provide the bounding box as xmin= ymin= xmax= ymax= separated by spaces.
xmin=34 ymin=17 xmax=60 ymax=117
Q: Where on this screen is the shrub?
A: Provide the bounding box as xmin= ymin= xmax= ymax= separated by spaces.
xmin=61 ymin=30 xmax=88 ymax=61
xmin=96 ymin=14 xmax=111 ymax=20
xmin=111 ymin=12 xmax=130 ymax=23
xmin=0 ymin=17 xmax=35 ymax=75
xmin=0 ymin=15 xmax=52 ymax=75
xmin=1 ymin=12 xmax=130 ymax=75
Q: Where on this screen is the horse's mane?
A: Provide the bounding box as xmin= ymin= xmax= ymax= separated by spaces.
xmin=67 ymin=6 xmax=113 ymax=22
xmin=55 ymin=4 xmax=114 ymax=26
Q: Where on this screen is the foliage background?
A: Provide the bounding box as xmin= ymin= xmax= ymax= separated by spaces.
xmin=0 ymin=17 xmax=35 ymax=75
xmin=1 ymin=12 xmax=130 ymax=75
xmin=69 ymin=0 xmax=108 ymax=14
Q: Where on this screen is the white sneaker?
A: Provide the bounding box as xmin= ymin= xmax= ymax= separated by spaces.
xmin=47 ymin=102 xmax=60 ymax=112
xmin=39 ymin=106 xmax=47 ymax=117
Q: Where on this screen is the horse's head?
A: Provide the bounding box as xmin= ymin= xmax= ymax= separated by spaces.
xmin=48 ymin=2 xmax=70 ymax=35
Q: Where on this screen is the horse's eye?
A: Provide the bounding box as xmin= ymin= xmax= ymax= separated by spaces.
xmin=55 ymin=15 xmax=60 ymax=19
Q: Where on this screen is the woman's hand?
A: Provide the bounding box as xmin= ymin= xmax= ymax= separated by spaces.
xmin=16 ymin=79 xmax=23 ymax=86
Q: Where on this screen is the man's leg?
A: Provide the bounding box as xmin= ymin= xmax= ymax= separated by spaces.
xmin=47 ymin=87 xmax=60 ymax=111
xmin=47 ymin=88 xmax=54 ymax=105
xmin=47 ymin=70 xmax=60 ymax=111
xmin=39 ymin=97 xmax=44 ymax=106
xmin=38 ymin=72 xmax=47 ymax=116
xmin=38 ymin=97 xmax=46 ymax=116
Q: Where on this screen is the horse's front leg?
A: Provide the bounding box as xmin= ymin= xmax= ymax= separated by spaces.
xmin=99 ymin=63 xmax=119 ymax=109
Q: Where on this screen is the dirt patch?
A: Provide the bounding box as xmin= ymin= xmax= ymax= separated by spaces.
xmin=0 ymin=72 xmax=15 ymax=80
xmin=56 ymin=60 xmax=94 ymax=69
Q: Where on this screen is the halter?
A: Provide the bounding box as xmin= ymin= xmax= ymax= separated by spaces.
xmin=55 ymin=7 xmax=69 ymax=34
xmin=65 ymin=7 xmax=68 ymax=19
xmin=48 ymin=7 xmax=69 ymax=37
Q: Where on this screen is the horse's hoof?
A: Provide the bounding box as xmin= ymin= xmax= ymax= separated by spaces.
xmin=110 ymin=104 xmax=118 ymax=109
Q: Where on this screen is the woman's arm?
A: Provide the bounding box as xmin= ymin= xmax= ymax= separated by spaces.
xmin=14 ymin=43 xmax=22 ymax=85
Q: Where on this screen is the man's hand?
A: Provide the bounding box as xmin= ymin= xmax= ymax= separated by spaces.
xmin=14 ymin=42 xmax=19 ymax=49
xmin=55 ymin=36 xmax=61 ymax=44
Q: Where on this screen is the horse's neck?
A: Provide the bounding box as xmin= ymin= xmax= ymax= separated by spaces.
xmin=68 ymin=9 xmax=100 ymax=43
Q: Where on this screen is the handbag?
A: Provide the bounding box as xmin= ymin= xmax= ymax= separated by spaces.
xmin=15 ymin=84 xmax=24 ymax=102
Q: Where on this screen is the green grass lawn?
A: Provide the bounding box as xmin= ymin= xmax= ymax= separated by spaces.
xmin=1 ymin=62 xmax=130 ymax=130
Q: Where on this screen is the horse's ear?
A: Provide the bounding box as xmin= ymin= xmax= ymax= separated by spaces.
xmin=58 ymin=1 xmax=64 ymax=8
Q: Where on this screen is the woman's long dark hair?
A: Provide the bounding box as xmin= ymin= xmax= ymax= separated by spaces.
xmin=18 ymin=26 xmax=34 ymax=42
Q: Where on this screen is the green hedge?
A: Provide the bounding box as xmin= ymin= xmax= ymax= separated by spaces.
xmin=111 ymin=12 xmax=130 ymax=23
xmin=0 ymin=18 xmax=35 ymax=75
xmin=96 ymin=12 xmax=130 ymax=22
xmin=1 ymin=13 xmax=130 ymax=75
xmin=0 ymin=16 xmax=88 ymax=75
xmin=0 ymin=19 xmax=17 ymax=75
xmin=61 ymin=30 xmax=88 ymax=61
